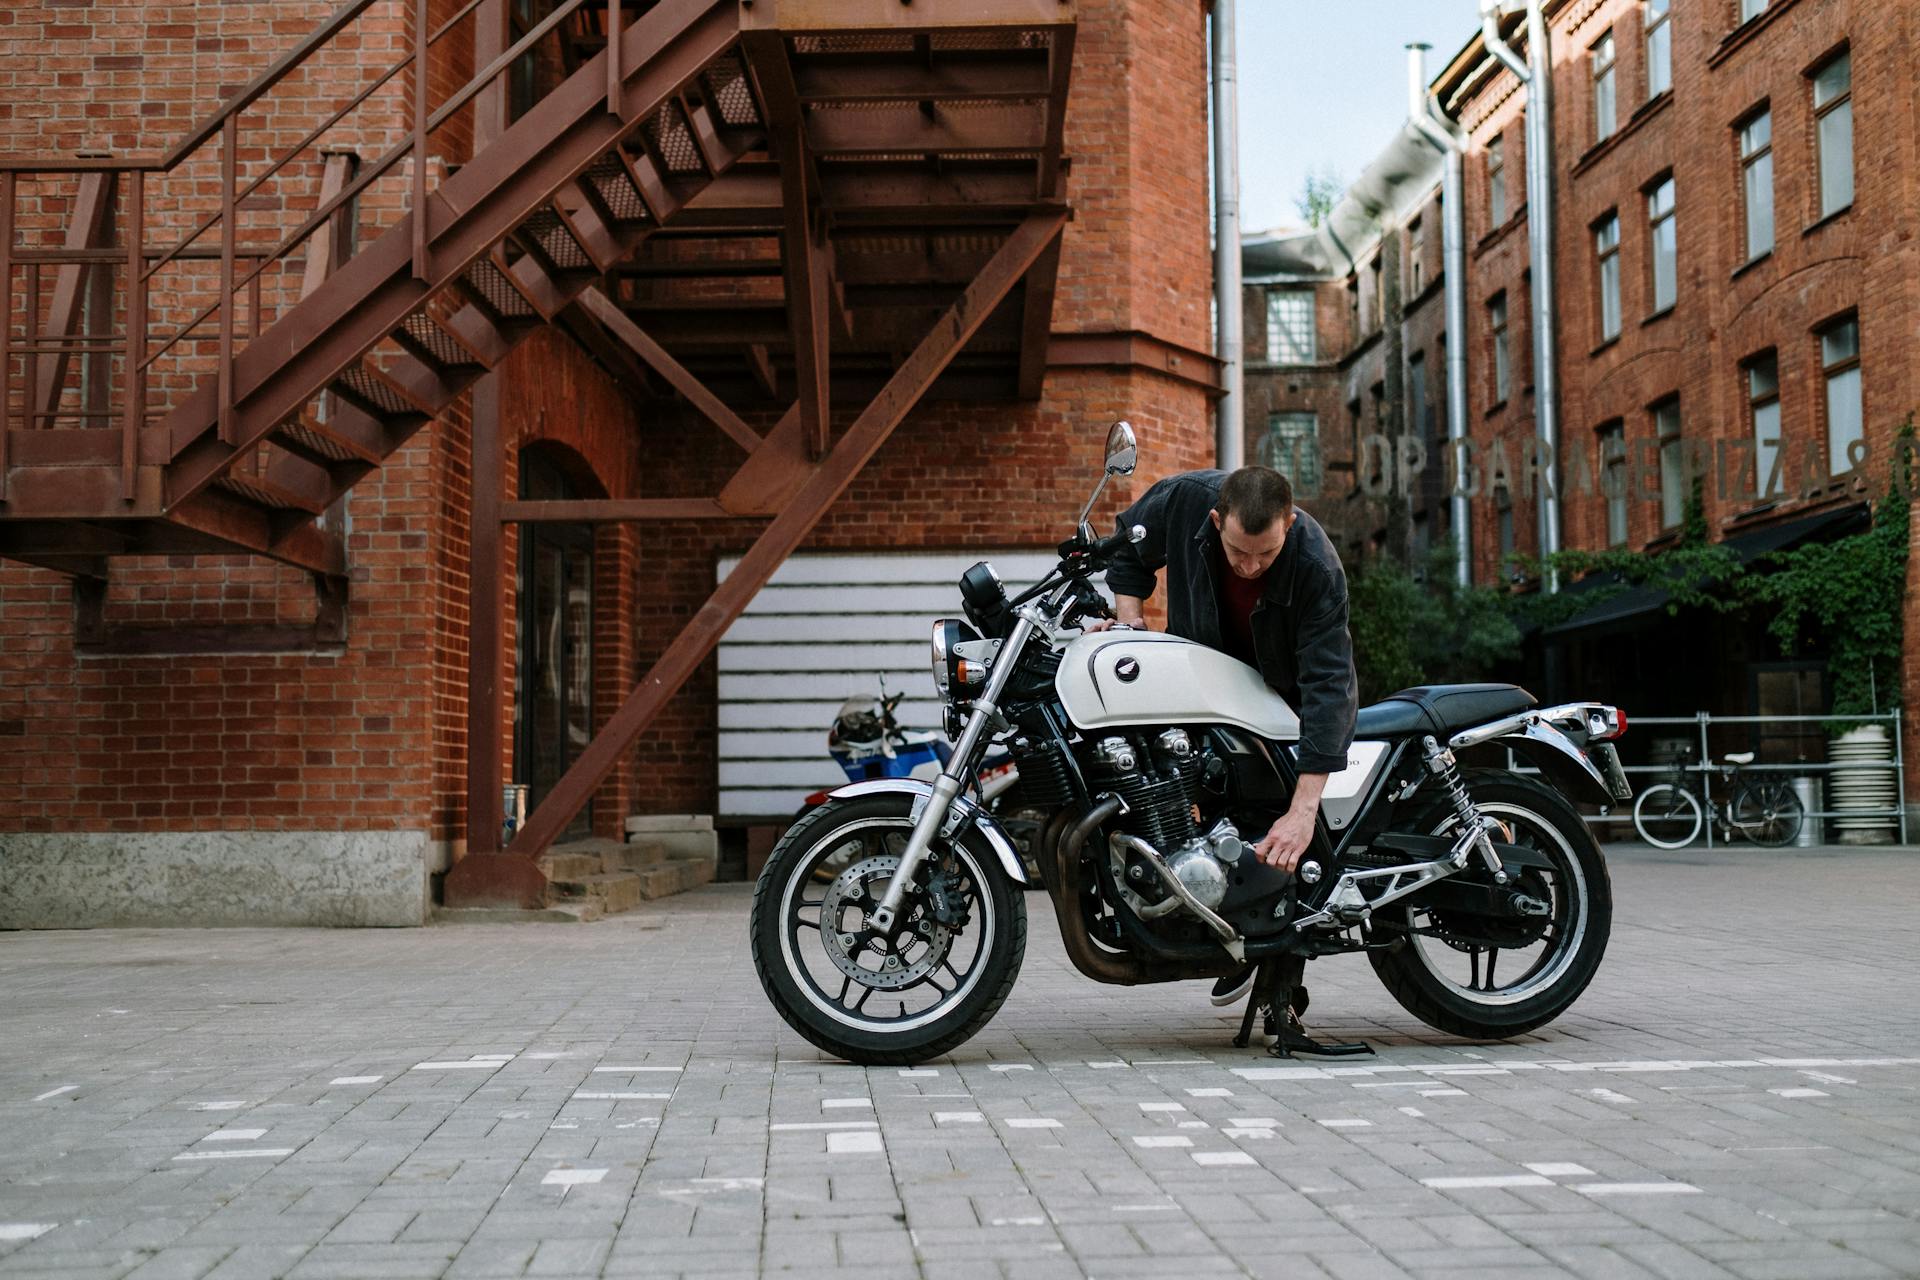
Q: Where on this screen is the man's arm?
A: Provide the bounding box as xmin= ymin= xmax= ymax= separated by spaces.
xmin=1252 ymin=570 xmax=1358 ymax=873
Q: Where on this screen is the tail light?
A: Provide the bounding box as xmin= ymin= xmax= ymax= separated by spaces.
xmin=1590 ymin=707 xmax=1628 ymax=741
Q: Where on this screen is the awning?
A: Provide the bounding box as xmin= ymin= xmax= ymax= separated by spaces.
xmin=1540 ymin=502 xmax=1871 ymax=640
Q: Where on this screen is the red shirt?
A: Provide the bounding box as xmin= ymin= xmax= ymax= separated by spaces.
xmin=1217 ymin=565 xmax=1266 ymax=666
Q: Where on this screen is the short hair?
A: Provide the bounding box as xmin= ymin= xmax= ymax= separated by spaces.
xmin=1215 ymin=466 xmax=1294 ymax=534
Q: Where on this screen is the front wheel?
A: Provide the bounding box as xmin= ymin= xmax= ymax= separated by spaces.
xmin=750 ymin=792 xmax=1026 ymax=1065
xmin=1632 ymin=782 xmax=1703 ymax=849
xmin=1369 ymin=770 xmax=1612 ymax=1040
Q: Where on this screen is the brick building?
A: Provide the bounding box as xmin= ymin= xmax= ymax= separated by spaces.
xmin=0 ymin=0 xmax=1221 ymax=925
xmin=1245 ymin=0 xmax=1918 ymax=810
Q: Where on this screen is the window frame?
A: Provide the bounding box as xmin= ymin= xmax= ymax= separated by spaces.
xmin=1739 ymin=0 xmax=1768 ymax=25
xmin=1645 ymin=0 xmax=1672 ymax=99
xmin=1817 ymin=314 xmax=1862 ymax=476
xmin=1264 ymin=288 xmax=1316 ymax=364
xmin=1487 ymin=134 xmax=1507 ymax=228
xmin=1592 ymin=29 xmax=1619 ymax=143
xmin=1594 ymin=210 xmax=1622 ymax=342
xmin=1737 ymin=106 xmax=1774 ymax=261
xmin=1646 ymin=174 xmax=1678 ymax=315
xmin=1408 ymin=216 xmax=1426 ymax=295
xmin=1489 ymin=292 xmax=1511 ymax=405
xmin=1744 ymin=349 xmax=1781 ymax=500
xmin=1597 ymin=420 xmax=1629 ymax=546
xmin=1263 ymin=411 xmax=1322 ymax=495
xmin=1811 ymin=48 xmax=1854 ymax=221
xmin=1654 ymin=398 xmax=1686 ymax=529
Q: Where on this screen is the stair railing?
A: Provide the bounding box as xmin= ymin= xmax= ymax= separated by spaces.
xmin=0 ymin=0 xmax=615 ymax=504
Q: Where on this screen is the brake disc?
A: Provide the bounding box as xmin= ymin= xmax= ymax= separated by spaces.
xmin=816 ymin=854 xmax=955 ymax=990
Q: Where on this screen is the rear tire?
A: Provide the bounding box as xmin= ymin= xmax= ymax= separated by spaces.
xmin=1369 ymin=770 xmax=1612 ymax=1041
xmin=1732 ymin=778 xmax=1802 ymax=848
xmin=751 ymin=792 xmax=1026 ymax=1065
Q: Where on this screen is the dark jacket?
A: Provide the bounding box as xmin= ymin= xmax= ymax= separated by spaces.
xmin=1106 ymin=470 xmax=1359 ymax=775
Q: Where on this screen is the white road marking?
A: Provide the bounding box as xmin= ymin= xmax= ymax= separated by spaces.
xmin=1422 ymin=1174 xmax=1555 ymax=1189
xmin=1576 ymin=1182 xmax=1700 ymax=1196
xmin=1192 ymin=1151 xmax=1257 ymax=1167
xmin=191 ymin=1101 xmax=246 ymax=1112
xmin=1138 ymin=1102 xmax=1186 ymax=1113
xmin=1006 ymin=1118 xmax=1062 ymax=1129
xmin=172 ymin=1149 xmax=294 ymax=1162
xmin=524 ymin=1051 xmax=573 ymax=1059
xmin=592 ymin=1066 xmax=681 ymax=1073
xmin=31 ymin=1086 xmax=76 ymax=1102
xmin=201 ymin=1129 xmax=266 ymax=1142
xmin=822 ymin=1098 xmax=872 ymax=1109
xmin=1588 ymin=1089 xmax=1634 ymax=1104
xmin=570 ymin=1092 xmax=670 ymax=1101
xmin=411 ymin=1061 xmax=503 ymax=1071
xmin=1186 ymin=1088 xmax=1234 ymax=1097
xmin=549 ymin=1122 xmax=578 ymax=1130
xmin=1319 ymin=1118 xmax=1372 ymax=1128
xmin=0 ymin=1225 xmax=57 ymax=1243
xmin=898 ymin=1069 xmax=939 ymax=1078
xmin=1799 ymin=1071 xmax=1854 ymax=1085
xmin=470 ymin=1054 xmax=515 ymax=1062
xmin=1223 ymin=1127 xmax=1275 ymax=1139
xmin=329 ymin=1076 xmax=381 ymax=1086
xmin=990 ymin=1217 xmax=1047 ymax=1226
xmin=988 ymin=1064 xmax=1034 ymax=1072
xmin=1230 ymin=1117 xmax=1281 ymax=1128
xmin=542 ymin=1169 xmax=606 ymax=1187
xmin=934 ymin=1111 xmax=984 ymax=1124
xmin=1769 ymin=1088 xmax=1828 ymax=1099
xmin=1418 ymin=1089 xmax=1469 ymax=1098
xmin=770 ymin=1121 xmax=878 ymax=1131
xmin=1397 ymin=1107 xmax=1424 ymax=1118
xmin=1133 ymin=1059 xmax=1213 ymax=1066
xmin=1176 ymin=1120 xmax=1210 ymax=1129
xmin=1132 ymin=1135 xmax=1193 ymax=1148
xmin=1525 ymin=1162 xmax=1595 ymax=1177
xmin=827 ymin=1130 xmax=884 ymax=1154
xmin=1087 ymin=1061 xmax=1129 ymax=1070
xmin=1354 ymin=1080 xmax=1438 ymax=1090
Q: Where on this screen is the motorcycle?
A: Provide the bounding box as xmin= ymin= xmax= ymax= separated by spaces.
xmin=750 ymin=421 xmax=1631 ymax=1065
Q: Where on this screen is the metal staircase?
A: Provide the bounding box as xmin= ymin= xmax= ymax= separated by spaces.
xmin=0 ymin=0 xmax=758 ymax=578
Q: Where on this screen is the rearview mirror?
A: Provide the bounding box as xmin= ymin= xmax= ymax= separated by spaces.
xmin=1105 ymin=421 xmax=1137 ymax=476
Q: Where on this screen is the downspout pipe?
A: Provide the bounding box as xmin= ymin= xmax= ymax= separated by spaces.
xmin=1482 ymin=0 xmax=1562 ymax=589
xmin=1406 ymin=44 xmax=1473 ymax=590
xmin=1211 ymin=0 xmax=1244 ymax=470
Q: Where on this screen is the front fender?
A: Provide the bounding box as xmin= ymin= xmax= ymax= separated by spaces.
xmin=827 ymin=778 xmax=1030 ymax=884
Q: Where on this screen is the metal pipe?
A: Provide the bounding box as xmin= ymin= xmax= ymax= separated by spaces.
xmin=1481 ymin=0 xmax=1562 ymax=588
xmin=1406 ymin=44 xmax=1473 ymax=589
xmin=1211 ymin=0 xmax=1243 ymax=470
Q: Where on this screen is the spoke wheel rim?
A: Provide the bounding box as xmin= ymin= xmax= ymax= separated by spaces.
xmin=779 ymin=817 xmax=995 ymax=1034
xmin=1402 ymin=801 xmax=1590 ymax=1008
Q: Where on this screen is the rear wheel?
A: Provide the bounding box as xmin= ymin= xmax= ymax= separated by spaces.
xmin=1632 ymin=782 xmax=1703 ymax=849
xmin=1369 ymin=771 xmax=1612 ymax=1040
xmin=1731 ymin=777 xmax=1802 ymax=847
xmin=751 ymin=792 xmax=1025 ymax=1065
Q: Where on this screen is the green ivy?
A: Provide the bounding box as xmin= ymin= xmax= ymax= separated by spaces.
xmin=1347 ymin=541 xmax=1523 ymax=701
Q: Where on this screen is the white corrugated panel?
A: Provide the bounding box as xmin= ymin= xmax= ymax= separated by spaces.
xmin=715 ymin=550 xmax=1063 ymax=818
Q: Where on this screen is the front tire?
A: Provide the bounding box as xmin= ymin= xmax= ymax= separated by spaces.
xmin=1369 ymin=770 xmax=1612 ymax=1040
xmin=1632 ymin=782 xmax=1703 ymax=849
xmin=750 ymin=792 xmax=1026 ymax=1065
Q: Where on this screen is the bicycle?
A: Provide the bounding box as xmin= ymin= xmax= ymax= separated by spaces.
xmin=1631 ymin=751 xmax=1804 ymax=849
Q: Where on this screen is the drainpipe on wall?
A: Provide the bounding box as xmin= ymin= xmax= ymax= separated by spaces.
xmin=1406 ymin=43 xmax=1473 ymax=590
xmin=1481 ymin=0 xmax=1562 ymax=590
xmin=1211 ymin=0 xmax=1244 ymax=470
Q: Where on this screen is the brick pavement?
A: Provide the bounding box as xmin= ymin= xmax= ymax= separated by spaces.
xmin=1 ymin=843 xmax=1917 ymax=1280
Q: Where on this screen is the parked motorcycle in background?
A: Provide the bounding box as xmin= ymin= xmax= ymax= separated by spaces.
xmin=752 ymin=422 xmax=1631 ymax=1065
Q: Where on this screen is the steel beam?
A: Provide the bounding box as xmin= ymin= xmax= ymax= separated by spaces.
xmin=32 ymin=173 xmax=116 ymax=425
xmin=1015 ymin=222 xmax=1063 ymax=398
xmin=501 ymin=498 xmax=736 ymax=521
xmin=792 ymin=54 xmax=1050 ymax=103
xmin=576 ymin=287 xmax=761 ymax=452
xmin=503 ymin=209 xmax=1066 ymax=860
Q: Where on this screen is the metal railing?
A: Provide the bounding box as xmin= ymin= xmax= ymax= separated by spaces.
xmin=1507 ymin=709 xmax=1908 ymax=847
xmin=0 ymin=0 xmax=613 ymax=500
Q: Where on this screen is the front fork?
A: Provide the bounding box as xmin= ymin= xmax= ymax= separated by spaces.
xmin=866 ymin=616 xmax=1037 ymax=934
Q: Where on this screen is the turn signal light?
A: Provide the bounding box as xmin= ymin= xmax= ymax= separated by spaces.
xmin=955 ymin=659 xmax=989 ymax=687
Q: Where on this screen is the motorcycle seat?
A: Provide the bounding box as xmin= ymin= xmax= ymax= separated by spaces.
xmin=1353 ymin=683 xmax=1538 ymax=739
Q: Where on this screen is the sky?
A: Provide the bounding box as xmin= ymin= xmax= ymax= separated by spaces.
xmin=1236 ymin=1 xmax=1479 ymax=235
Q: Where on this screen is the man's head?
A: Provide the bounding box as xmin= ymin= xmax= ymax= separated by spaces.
xmin=1210 ymin=466 xmax=1295 ymax=579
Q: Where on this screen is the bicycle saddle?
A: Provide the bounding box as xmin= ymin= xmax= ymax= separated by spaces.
xmin=1722 ymin=751 xmax=1756 ymax=765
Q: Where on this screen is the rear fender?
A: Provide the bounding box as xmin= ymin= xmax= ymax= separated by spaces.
xmin=827 ymin=778 xmax=1029 ymax=884
xmin=1491 ymin=723 xmax=1628 ymax=806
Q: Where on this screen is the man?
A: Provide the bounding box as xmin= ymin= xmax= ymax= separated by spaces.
xmin=1099 ymin=465 xmax=1359 ymax=1007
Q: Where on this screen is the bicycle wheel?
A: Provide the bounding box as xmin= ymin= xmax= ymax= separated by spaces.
xmin=1730 ymin=777 xmax=1803 ymax=847
xmin=1632 ymin=783 xmax=1703 ymax=849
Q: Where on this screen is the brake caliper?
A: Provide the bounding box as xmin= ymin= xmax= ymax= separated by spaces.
xmin=921 ymin=861 xmax=973 ymax=930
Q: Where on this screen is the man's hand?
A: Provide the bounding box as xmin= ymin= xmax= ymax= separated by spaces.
xmin=1252 ymin=773 xmax=1329 ymax=874
xmin=1085 ymin=592 xmax=1147 ymax=634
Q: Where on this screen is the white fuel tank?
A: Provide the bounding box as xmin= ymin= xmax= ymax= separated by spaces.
xmin=1056 ymin=631 xmax=1301 ymax=741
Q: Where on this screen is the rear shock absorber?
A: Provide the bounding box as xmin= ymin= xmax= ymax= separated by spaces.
xmin=1420 ymin=735 xmax=1508 ymax=884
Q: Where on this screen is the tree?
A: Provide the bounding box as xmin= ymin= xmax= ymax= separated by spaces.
xmin=1294 ymin=166 xmax=1342 ymax=229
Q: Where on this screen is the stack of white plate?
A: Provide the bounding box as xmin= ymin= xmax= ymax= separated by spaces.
xmin=1829 ymin=725 xmax=1898 ymax=844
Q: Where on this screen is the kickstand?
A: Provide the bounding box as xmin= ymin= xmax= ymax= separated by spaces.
xmin=1247 ymin=956 xmax=1375 ymax=1059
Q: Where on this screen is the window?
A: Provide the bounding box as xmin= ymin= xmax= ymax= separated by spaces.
xmin=1813 ymin=51 xmax=1853 ymax=219
xmin=1487 ymin=135 xmax=1507 ymax=226
xmin=1599 ymin=422 xmax=1628 ymax=545
xmin=1409 ymin=352 xmax=1429 ymax=441
xmin=1820 ymin=317 xmax=1861 ymax=475
xmin=1265 ymin=289 xmax=1315 ymax=363
xmin=1747 ymin=351 xmax=1781 ymax=497
xmin=1595 ymin=213 xmax=1622 ymax=341
xmin=1740 ymin=109 xmax=1774 ymax=259
xmin=1740 ymin=0 xmax=1768 ymax=22
xmin=1369 ymin=258 xmax=1384 ymax=331
xmin=1489 ymin=293 xmax=1510 ymax=404
xmin=1646 ymin=0 xmax=1672 ymax=98
xmin=1409 ymin=217 xmax=1426 ymax=295
xmin=1496 ymin=484 xmax=1516 ymax=567
xmin=1647 ymin=177 xmax=1677 ymax=313
xmin=1263 ymin=412 xmax=1321 ymax=495
xmin=1593 ymin=31 xmax=1618 ymax=143
xmin=1656 ymin=400 xmax=1686 ymax=528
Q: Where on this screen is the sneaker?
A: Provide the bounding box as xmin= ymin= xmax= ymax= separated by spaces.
xmin=1208 ymin=964 xmax=1258 ymax=1007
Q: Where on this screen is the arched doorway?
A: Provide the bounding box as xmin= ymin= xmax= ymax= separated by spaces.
xmin=514 ymin=447 xmax=596 ymax=837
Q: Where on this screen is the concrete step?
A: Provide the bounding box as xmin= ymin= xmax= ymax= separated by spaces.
xmin=634 ymin=851 xmax=717 ymax=900
xmin=537 ymin=851 xmax=604 ymax=883
xmin=546 ymin=870 xmax=645 ymax=916
xmin=433 ymin=903 xmax=602 ymax=925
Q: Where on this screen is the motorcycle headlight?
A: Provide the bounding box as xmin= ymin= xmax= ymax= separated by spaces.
xmin=930 ymin=618 xmax=981 ymax=700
